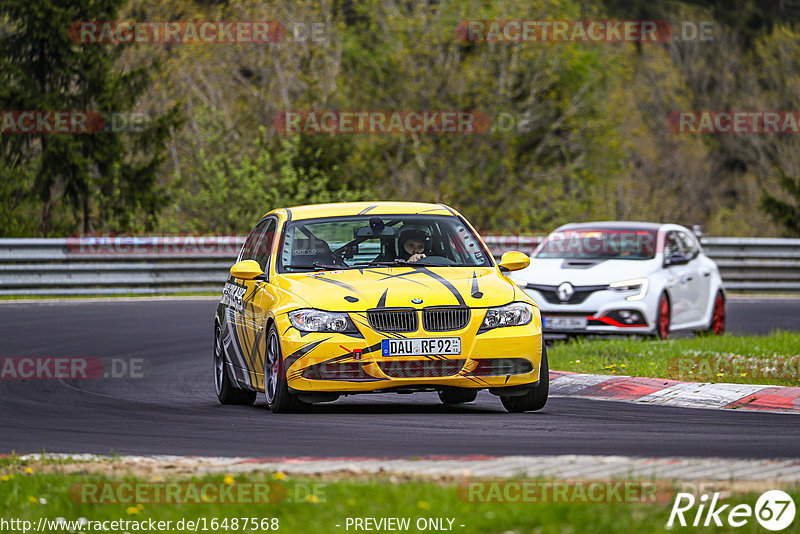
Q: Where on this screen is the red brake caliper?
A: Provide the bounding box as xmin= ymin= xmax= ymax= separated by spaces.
xmin=660 ymin=298 xmax=669 ymax=337
xmin=714 ymin=296 xmax=724 ymax=333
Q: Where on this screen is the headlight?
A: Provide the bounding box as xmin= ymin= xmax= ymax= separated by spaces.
xmin=609 ymin=278 xmax=648 ymax=301
xmin=288 ymin=309 xmax=356 ymax=333
xmin=482 ymin=302 xmax=533 ymax=329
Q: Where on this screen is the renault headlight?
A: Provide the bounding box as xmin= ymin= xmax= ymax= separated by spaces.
xmin=482 ymin=302 xmax=534 ymax=329
xmin=288 ymin=309 xmax=356 ymax=333
xmin=609 ymin=278 xmax=648 ymax=301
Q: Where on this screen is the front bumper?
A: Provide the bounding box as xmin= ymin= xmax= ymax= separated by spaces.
xmin=275 ymin=309 xmax=543 ymax=393
xmin=523 ymin=287 xmax=654 ymax=335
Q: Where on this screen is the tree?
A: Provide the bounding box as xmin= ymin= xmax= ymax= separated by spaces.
xmin=170 ymin=105 xmax=371 ymax=234
xmin=761 ymin=169 xmax=800 ymax=236
xmin=0 ymin=0 xmax=181 ymax=235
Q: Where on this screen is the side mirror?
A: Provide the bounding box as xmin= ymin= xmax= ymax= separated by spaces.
xmin=230 ymin=260 xmax=265 ymax=280
xmin=665 ymin=252 xmax=690 ymax=267
xmin=498 ymin=251 xmax=530 ymax=272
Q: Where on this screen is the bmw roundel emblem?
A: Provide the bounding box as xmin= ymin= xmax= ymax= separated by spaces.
xmin=411 ymin=298 xmax=423 ymax=304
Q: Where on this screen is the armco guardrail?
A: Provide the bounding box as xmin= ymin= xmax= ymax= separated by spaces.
xmin=697 ymin=237 xmax=800 ymax=292
xmin=0 ymin=236 xmax=246 ymax=296
xmin=483 ymin=235 xmax=800 ymax=292
xmin=0 ymin=235 xmax=798 ymax=296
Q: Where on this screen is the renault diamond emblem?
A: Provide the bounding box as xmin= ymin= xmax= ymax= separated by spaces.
xmin=556 ymin=282 xmax=574 ymax=302
xmin=411 ymin=298 xmax=423 ymax=304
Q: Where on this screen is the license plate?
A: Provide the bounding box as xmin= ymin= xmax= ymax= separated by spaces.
xmin=381 ymin=338 xmax=461 ymax=357
xmin=545 ymin=316 xmax=588 ymax=330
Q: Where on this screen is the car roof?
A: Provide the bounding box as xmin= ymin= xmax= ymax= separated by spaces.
xmin=269 ymin=201 xmax=456 ymax=221
xmin=554 ymin=221 xmax=667 ymax=232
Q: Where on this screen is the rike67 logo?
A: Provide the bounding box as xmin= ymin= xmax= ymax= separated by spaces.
xmin=668 ymin=490 xmax=796 ymax=531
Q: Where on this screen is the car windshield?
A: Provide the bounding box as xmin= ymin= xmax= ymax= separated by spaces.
xmin=278 ymin=215 xmax=492 ymax=271
xmin=535 ymin=228 xmax=658 ymax=260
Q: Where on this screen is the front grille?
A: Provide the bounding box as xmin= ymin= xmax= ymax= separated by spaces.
xmin=422 ymin=308 xmax=470 ymax=332
xmin=469 ymin=358 xmax=533 ymax=376
xmin=539 ymin=289 xmax=593 ymax=305
xmin=377 ymin=359 xmax=466 ymax=378
xmin=367 ymin=309 xmax=417 ymax=332
xmin=526 ymin=284 xmax=607 ymax=305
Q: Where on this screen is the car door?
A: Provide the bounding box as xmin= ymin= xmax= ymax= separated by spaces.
xmin=663 ymin=231 xmax=693 ymax=327
xmin=677 ymin=230 xmax=706 ymax=324
xmin=223 ymin=218 xmax=270 ymax=390
xmin=238 ymin=217 xmax=280 ymax=391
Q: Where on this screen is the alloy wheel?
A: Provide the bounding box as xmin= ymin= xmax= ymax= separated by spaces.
xmin=213 ymin=328 xmax=224 ymax=395
xmin=265 ymin=331 xmax=280 ymax=404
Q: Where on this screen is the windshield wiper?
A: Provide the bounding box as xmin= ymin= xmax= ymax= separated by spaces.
xmin=284 ymin=262 xmax=346 ymax=271
xmin=355 ymin=259 xmax=435 ymax=267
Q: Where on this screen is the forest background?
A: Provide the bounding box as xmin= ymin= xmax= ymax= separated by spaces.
xmin=2 ymin=0 xmax=800 ymax=237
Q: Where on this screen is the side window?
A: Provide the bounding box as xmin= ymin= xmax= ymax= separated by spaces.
xmin=254 ymin=219 xmax=277 ymax=272
xmin=678 ymin=232 xmax=699 ymax=259
xmin=239 ymin=219 xmax=269 ymax=262
xmin=664 ymin=232 xmax=683 ymax=258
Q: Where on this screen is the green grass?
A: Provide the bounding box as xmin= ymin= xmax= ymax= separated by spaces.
xmin=2 ymin=464 xmax=796 ymax=533
xmin=0 ymin=454 xmax=91 ymax=469
xmin=549 ymin=331 xmax=800 ymax=386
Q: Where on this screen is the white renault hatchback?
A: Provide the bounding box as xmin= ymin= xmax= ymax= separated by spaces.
xmin=511 ymin=222 xmax=726 ymax=339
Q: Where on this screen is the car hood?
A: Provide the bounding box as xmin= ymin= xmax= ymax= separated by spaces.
xmin=511 ymin=258 xmax=658 ymax=287
xmin=274 ymin=266 xmax=520 ymax=311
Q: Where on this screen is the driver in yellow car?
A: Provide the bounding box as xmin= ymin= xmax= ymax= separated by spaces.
xmin=398 ymin=229 xmax=429 ymax=262
xmin=398 ymin=228 xmax=430 ymax=261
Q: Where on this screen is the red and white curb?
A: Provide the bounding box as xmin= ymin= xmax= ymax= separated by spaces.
xmin=550 ymin=370 xmax=800 ymax=413
xmin=16 ymin=453 xmax=800 ymax=482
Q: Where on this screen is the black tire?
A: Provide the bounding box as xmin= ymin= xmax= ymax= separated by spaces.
xmin=501 ymin=344 xmax=549 ymax=413
xmin=214 ymin=325 xmax=257 ymax=405
xmin=653 ymin=292 xmax=671 ymax=340
xmin=264 ymin=324 xmax=308 ymax=413
xmin=438 ymin=387 xmax=478 ymax=405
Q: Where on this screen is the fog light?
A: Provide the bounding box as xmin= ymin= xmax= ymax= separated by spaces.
xmin=607 ymin=310 xmax=645 ymax=325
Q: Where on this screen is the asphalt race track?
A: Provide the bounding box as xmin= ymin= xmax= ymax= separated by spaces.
xmin=1 ymin=299 xmax=798 ymax=458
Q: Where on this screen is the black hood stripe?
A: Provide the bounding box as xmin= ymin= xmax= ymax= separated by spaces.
xmin=312 ymin=275 xmax=360 ymax=294
xmin=415 ymin=267 xmax=466 ymax=306
xmin=377 ymin=288 xmax=388 ymax=308
xmin=284 ymin=337 xmax=330 ymax=371
xmin=471 ymin=270 xmax=484 ymax=299
xmin=376 ymin=271 xmax=434 ymax=288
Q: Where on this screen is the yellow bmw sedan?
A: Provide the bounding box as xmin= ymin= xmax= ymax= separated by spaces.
xmin=213 ymin=202 xmax=547 ymax=413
